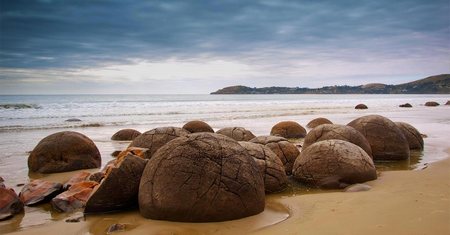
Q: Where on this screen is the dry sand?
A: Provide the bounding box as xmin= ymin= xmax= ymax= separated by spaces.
xmin=5 ymin=150 xmax=449 ymax=235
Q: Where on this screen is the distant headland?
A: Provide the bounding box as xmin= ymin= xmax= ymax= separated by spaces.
xmin=211 ymin=74 xmax=450 ymax=94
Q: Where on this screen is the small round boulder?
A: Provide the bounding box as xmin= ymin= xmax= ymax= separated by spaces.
xmin=303 ymin=124 xmax=372 ymax=158
xmin=306 ymin=117 xmax=333 ymax=129
xmin=129 ymin=127 xmax=190 ymax=159
xmin=239 ymin=142 xmax=287 ymax=193
xmin=28 ymin=131 xmax=101 ymax=173
xmin=292 ymin=139 xmax=377 ymax=189
xmin=355 ymin=104 xmax=368 ymax=109
xmin=425 ymin=101 xmax=439 ymax=106
xmin=111 ymin=129 xmax=141 ymax=141
xmin=139 ymin=133 xmax=265 ymax=222
xmin=250 ymin=135 xmax=299 ymax=175
xmin=399 ymin=103 xmax=412 ymax=108
xmin=270 ymin=121 xmax=306 ymax=139
xmin=348 ymin=115 xmax=410 ymax=160
xmin=182 ymin=120 xmax=214 ymax=133
xmin=395 ymin=122 xmax=424 ymax=150
xmin=216 ymin=127 xmax=256 ymax=141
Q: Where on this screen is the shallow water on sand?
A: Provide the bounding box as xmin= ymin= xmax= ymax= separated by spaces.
xmin=0 ymin=95 xmax=449 ymax=234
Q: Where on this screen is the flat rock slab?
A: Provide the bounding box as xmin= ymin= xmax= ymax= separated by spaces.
xmin=19 ymin=179 xmax=63 ymax=206
xmin=0 ymin=188 xmax=24 ymax=221
xmin=52 ymin=181 xmax=98 ymax=212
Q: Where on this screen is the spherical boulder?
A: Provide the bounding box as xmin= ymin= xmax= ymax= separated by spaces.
xmin=270 ymin=121 xmax=306 ymax=139
xmin=139 ymin=133 xmax=265 ymax=222
xmin=395 ymin=122 xmax=424 ymax=150
xmin=129 ymin=127 xmax=189 ymax=159
xmin=249 ymin=135 xmax=300 ymax=175
xmin=355 ymin=104 xmax=368 ymax=109
xmin=399 ymin=103 xmax=412 ymax=108
xmin=348 ymin=115 xmax=410 ymax=160
xmin=182 ymin=120 xmax=214 ymax=133
xmin=216 ymin=127 xmax=256 ymax=141
xmin=28 ymin=131 xmax=101 ymax=173
xmin=303 ymin=124 xmax=372 ymax=158
xmin=292 ymin=140 xmax=377 ymax=189
xmin=111 ymin=129 xmax=141 ymax=141
xmin=306 ymin=117 xmax=333 ymax=129
xmin=446 ymin=100 xmax=450 ymax=105
xmin=425 ymin=101 xmax=439 ymax=106
xmin=239 ymin=142 xmax=287 ymax=193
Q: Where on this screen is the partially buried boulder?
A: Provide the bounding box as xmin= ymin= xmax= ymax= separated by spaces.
xmin=306 ymin=118 xmax=333 ymax=129
xmin=425 ymin=101 xmax=439 ymax=106
xmin=139 ymin=133 xmax=265 ymax=222
xmin=348 ymin=115 xmax=410 ymax=160
xmin=63 ymin=171 xmax=91 ymax=190
xmin=239 ymin=142 xmax=287 ymax=193
xmin=128 ymin=127 xmax=189 ymax=159
xmin=249 ymin=135 xmax=300 ymax=175
xmin=216 ymin=127 xmax=256 ymax=141
xmin=446 ymin=100 xmax=450 ymax=105
xmin=302 ymin=124 xmax=373 ymax=158
xmin=270 ymin=121 xmax=306 ymax=138
xmin=28 ymin=131 xmax=101 ymax=173
xmin=292 ymin=139 xmax=377 ymax=189
xmin=85 ymin=154 xmax=147 ymax=213
xmin=19 ymin=179 xmax=63 ymax=206
xmin=182 ymin=120 xmax=214 ymax=133
xmin=111 ymin=129 xmax=141 ymax=141
xmin=355 ymin=104 xmax=368 ymax=109
xmin=395 ymin=122 xmax=424 ymax=150
xmin=52 ymin=181 xmax=98 ymax=212
xmin=0 ymin=188 xmax=24 ymax=221
xmin=399 ymin=103 xmax=412 ymax=108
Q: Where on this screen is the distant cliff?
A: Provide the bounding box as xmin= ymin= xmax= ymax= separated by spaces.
xmin=211 ymin=74 xmax=450 ymax=94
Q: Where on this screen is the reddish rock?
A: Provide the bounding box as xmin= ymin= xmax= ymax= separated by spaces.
xmin=306 ymin=118 xmax=333 ymax=129
xmin=111 ymin=129 xmax=141 ymax=141
xmin=88 ymin=172 xmax=105 ymax=183
xmin=52 ymin=181 xmax=98 ymax=212
xmin=425 ymin=101 xmax=439 ymax=106
xmin=85 ymin=154 xmax=147 ymax=213
xmin=0 ymin=188 xmax=24 ymax=221
xmin=63 ymin=171 xmax=91 ymax=190
xmin=129 ymin=127 xmax=190 ymax=159
xmin=250 ymin=135 xmax=300 ymax=175
xmin=116 ymin=147 xmax=148 ymax=161
xmin=182 ymin=120 xmax=214 ymax=133
xmin=0 ymin=176 xmax=4 ymax=189
xmin=270 ymin=121 xmax=306 ymax=139
xmin=355 ymin=104 xmax=368 ymax=109
xmin=395 ymin=122 xmax=424 ymax=150
xmin=399 ymin=103 xmax=412 ymax=108
xmin=216 ymin=127 xmax=256 ymax=141
xmin=19 ymin=179 xmax=63 ymax=206
xmin=28 ymin=131 xmax=101 ymax=173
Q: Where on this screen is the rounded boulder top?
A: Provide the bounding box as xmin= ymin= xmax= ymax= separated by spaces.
xmin=306 ymin=117 xmax=333 ymax=129
xmin=139 ymin=132 xmax=265 ymax=222
xmin=182 ymin=120 xmax=214 ymax=133
xmin=270 ymin=121 xmax=306 ymax=139
xmin=216 ymin=127 xmax=256 ymax=141
xmin=28 ymin=131 xmax=101 ymax=173
xmin=355 ymin=104 xmax=368 ymax=109
xmin=111 ymin=129 xmax=141 ymax=141
xmin=425 ymin=101 xmax=439 ymax=106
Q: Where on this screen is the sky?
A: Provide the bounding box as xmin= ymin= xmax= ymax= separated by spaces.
xmin=0 ymin=0 xmax=449 ymax=94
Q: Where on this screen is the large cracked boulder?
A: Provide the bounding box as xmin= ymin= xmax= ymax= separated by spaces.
xmin=139 ymin=133 xmax=265 ymax=222
xmin=0 ymin=188 xmax=24 ymax=221
xmin=28 ymin=131 xmax=101 ymax=173
xmin=303 ymin=124 xmax=373 ymax=158
xmin=129 ymin=127 xmax=190 ymax=159
xmin=239 ymin=142 xmax=287 ymax=193
xmin=348 ymin=115 xmax=410 ymax=160
xmin=111 ymin=129 xmax=141 ymax=141
xmin=270 ymin=121 xmax=306 ymax=139
xmin=216 ymin=127 xmax=256 ymax=141
xmin=249 ymin=136 xmax=300 ymax=175
xmin=306 ymin=117 xmax=333 ymax=129
xmin=292 ymin=140 xmax=377 ymax=189
xmin=85 ymin=154 xmax=147 ymax=213
xmin=182 ymin=120 xmax=214 ymax=133
xmin=395 ymin=122 xmax=424 ymax=150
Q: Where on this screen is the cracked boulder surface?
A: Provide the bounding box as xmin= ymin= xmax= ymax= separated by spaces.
xmin=270 ymin=121 xmax=307 ymax=139
xmin=182 ymin=120 xmax=214 ymax=133
xmin=111 ymin=129 xmax=141 ymax=141
xmin=395 ymin=122 xmax=424 ymax=150
xmin=139 ymin=133 xmax=265 ymax=222
xmin=292 ymin=139 xmax=377 ymax=189
xmin=0 ymin=188 xmax=24 ymax=221
xmin=303 ymin=124 xmax=373 ymax=158
xmin=348 ymin=115 xmax=410 ymax=160
xmin=28 ymin=131 xmax=101 ymax=173
xmin=239 ymin=142 xmax=287 ymax=193
xmin=129 ymin=127 xmax=190 ymax=159
xmin=306 ymin=117 xmax=333 ymax=129
xmin=85 ymin=154 xmax=147 ymax=213
xmin=249 ymin=135 xmax=299 ymax=175
xmin=216 ymin=127 xmax=256 ymax=141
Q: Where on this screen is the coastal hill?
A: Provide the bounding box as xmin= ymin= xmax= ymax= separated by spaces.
xmin=211 ymin=74 xmax=450 ymax=94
